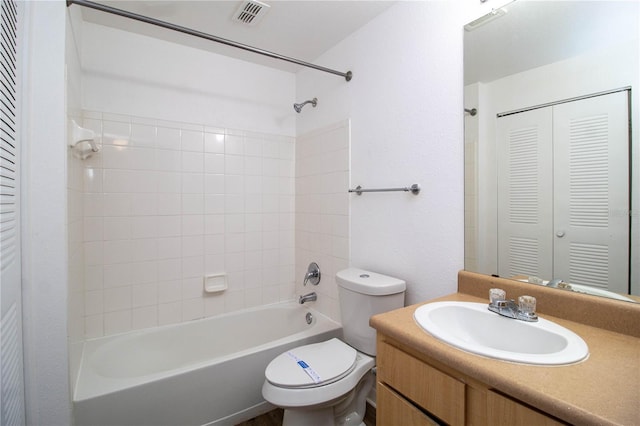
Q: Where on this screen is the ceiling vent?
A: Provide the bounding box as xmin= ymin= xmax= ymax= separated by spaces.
xmin=233 ymin=0 xmax=270 ymax=26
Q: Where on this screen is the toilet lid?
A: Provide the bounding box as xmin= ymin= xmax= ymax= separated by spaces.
xmin=265 ymin=338 xmax=357 ymax=388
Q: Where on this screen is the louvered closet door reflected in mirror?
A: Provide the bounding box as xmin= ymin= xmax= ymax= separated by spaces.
xmin=497 ymin=90 xmax=630 ymax=294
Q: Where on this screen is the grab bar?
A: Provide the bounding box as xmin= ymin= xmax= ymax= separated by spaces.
xmin=348 ymin=184 xmax=420 ymax=196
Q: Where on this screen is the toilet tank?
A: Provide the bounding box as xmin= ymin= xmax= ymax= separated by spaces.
xmin=336 ymin=268 xmax=406 ymax=356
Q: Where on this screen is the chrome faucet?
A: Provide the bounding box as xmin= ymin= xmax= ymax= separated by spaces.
xmin=299 ymin=292 xmax=317 ymax=304
xmin=303 ymin=262 xmax=321 ymax=286
xmin=488 ymin=289 xmax=538 ymax=322
xmin=547 ymin=279 xmax=572 ymax=290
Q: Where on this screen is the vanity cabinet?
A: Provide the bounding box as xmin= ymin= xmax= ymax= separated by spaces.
xmin=376 ymin=335 xmax=567 ymax=426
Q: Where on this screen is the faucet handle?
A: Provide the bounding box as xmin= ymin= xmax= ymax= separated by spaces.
xmin=303 ymin=262 xmax=321 ymax=286
xmin=518 ymin=295 xmax=536 ymax=314
xmin=489 ymin=288 xmax=506 ymax=304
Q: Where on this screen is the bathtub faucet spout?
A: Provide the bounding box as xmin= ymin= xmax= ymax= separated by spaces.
xmin=299 ymin=292 xmax=317 ymax=304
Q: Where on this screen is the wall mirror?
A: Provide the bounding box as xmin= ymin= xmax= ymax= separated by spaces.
xmin=464 ymin=0 xmax=640 ymax=302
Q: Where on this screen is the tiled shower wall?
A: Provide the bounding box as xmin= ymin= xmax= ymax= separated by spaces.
xmin=80 ymin=111 xmax=296 ymax=338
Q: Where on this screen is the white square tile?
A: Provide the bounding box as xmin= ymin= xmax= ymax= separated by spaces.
xmin=157 ymin=259 xmax=182 ymax=281
xmin=103 ymin=120 xmax=130 ymax=145
xmin=84 ymin=241 xmax=103 ymax=266
xmin=156 ymin=215 xmax=181 ymax=237
xmin=182 ymin=151 xmax=204 ymax=173
xmin=205 ymin=214 xmax=225 ymax=235
xmin=102 ymin=193 xmax=132 ymax=217
xmin=204 ymin=295 xmax=225 ymax=317
xmin=130 ymin=124 xmax=156 ymax=148
xmin=182 ymin=298 xmax=204 ymax=321
xmin=130 ymin=216 xmax=158 ymax=239
xmin=224 ymin=195 xmax=244 ymax=214
xmin=158 ymin=280 xmax=182 ymax=303
xmin=204 ymin=132 xmax=225 ymax=154
xmin=103 ymin=217 xmax=132 ymax=241
xmin=156 ymin=194 xmax=182 ymax=216
xmin=225 ymin=233 xmax=244 ymax=253
xmin=84 ymin=314 xmax=104 ymax=339
xmin=204 ymin=254 xmax=225 ymax=274
xmin=225 ymin=252 xmax=244 ymax=273
xmin=85 ymin=291 xmax=103 ymax=316
xmin=181 ymin=130 xmax=204 ymax=152
xmin=224 ymin=214 xmax=244 ymax=233
xmin=244 ymin=138 xmax=262 ymax=157
xmin=157 ymin=236 xmax=182 ymax=259
xmin=204 ymin=234 xmax=225 ymax=255
xmin=182 ymin=173 xmax=204 ymax=194
xmin=156 ymin=172 xmax=182 ymax=193
xmin=205 ymin=174 xmax=225 ymax=194
xmin=244 ymin=156 xmax=262 ymax=176
xmin=104 ymin=240 xmax=133 ymax=265
xmin=131 ymin=193 xmax=158 ymax=216
xmin=204 ymin=153 xmax=225 ymax=174
xmin=85 ymin=265 xmax=104 ymax=291
xmin=83 ymin=217 xmax=103 ymax=242
xmin=182 ymin=277 xmax=203 ymax=299
xmin=182 ymin=194 xmax=204 ymax=215
xmin=83 ymin=193 xmax=104 ymax=217
xmin=182 ymin=235 xmax=204 ymax=258
xmin=155 ymin=149 xmax=182 ymax=172
xmin=182 ymin=256 xmax=204 ymax=278
xmin=225 ymin=135 xmax=244 ymax=155
xmin=131 ymin=239 xmax=158 ymax=262
xmin=132 ymin=283 xmax=158 ymax=307
xmin=182 ymin=215 xmax=205 ymax=236
xmin=225 ymin=155 xmax=244 ymax=175
xmin=224 ymin=291 xmax=245 ymax=312
xmin=103 ymin=286 xmax=132 ymax=312
xmin=157 ymin=127 xmax=181 ymax=150
xmin=204 ymin=194 xmax=225 ymax=215
xmin=132 ymin=306 xmax=158 ymax=330
xmin=158 ymin=302 xmax=182 ymax=326
xmin=225 ymin=175 xmax=245 ymax=194
xmin=103 ymin=263 xmax=133 ymax=288
xmin=130 ymin=261 xmax=158 ymax=284
xmin=84 ymin=168 xmax=103 ymax=193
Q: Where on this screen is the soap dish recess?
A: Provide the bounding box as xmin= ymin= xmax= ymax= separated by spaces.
xmin=204 ymin=274 xmax=227 ymax=293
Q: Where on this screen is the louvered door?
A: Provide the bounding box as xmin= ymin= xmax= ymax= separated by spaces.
xmin=552 ymin=91 xmax=629 ymax=293
xmin=0 ymin=0 xmax=25 ymax=424
xmin=497 ymin=107 xmax=554 ymax=279
xmin=497 ymin=91 xmax=630 ymax=294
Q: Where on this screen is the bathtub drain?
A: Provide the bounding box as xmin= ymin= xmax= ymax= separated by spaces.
xmin=306 ymin=312 xmax=313 ymax=324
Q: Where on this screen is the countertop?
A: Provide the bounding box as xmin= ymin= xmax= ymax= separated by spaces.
xmin=370 ymin=274 xmax=640 ymax=425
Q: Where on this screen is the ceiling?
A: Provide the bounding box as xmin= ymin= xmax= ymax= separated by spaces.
xmin=464 ymin=1 xmax=640 ymax=85
xmin=75 ymin=0 xmax=396 ymax=73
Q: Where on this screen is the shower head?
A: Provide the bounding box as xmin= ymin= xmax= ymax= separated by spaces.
xmin=294 ymin=97 xmax=317 ymax=113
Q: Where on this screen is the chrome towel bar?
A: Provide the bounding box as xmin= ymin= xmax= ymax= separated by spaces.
xmin=349 ymin=184 xmax=420 ymax=196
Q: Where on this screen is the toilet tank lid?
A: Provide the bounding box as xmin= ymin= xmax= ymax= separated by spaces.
xmin=336 ymin=268 xmax=406 ymax=296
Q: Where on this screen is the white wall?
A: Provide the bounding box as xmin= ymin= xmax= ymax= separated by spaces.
xmin=296 ymin=1 xmax=468 ymax=305
xmin=81 ymin=22 xmax=296 ymax=136
xmin=21 ymin=2 xmax=71 ymax=425
xmin=19 ymin=1 xmax=495 ymax=422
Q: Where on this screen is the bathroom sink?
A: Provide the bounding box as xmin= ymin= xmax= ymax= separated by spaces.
xmin=413 ymin=302 xmax=588 ymax=365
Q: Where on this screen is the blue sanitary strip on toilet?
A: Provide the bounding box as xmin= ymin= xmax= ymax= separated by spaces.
xmin=287 ymin=351 xmax=321 ymax=384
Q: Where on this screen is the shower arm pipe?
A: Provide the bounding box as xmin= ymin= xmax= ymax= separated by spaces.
xmin=66 ymin=0 xmax=353 ymax=82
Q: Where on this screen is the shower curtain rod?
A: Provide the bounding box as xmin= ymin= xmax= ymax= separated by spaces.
xmin=66 ymin=0 xmax=353 ymax=82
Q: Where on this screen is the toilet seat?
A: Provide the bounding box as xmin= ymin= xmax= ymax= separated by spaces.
xmin=265 ymin=338 xmax=357 ymax=389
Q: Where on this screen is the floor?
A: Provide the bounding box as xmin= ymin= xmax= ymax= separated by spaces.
xmin=236 ymin=403 xmax=376 ymax=426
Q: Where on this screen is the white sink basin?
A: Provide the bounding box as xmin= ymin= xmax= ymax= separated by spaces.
xmin=414 ymin=302 xmax=588 ymax=365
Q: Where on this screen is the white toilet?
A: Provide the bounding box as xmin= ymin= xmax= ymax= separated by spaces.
xmin=262 ymin=268 xmax=406 ymax=426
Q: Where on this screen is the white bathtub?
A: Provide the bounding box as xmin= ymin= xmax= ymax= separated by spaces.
xmin=73 ymin=302 xmax=342 ymax=426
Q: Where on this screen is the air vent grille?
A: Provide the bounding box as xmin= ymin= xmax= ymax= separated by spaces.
xmin=234 ymin=0 xmax=270 ymax=26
